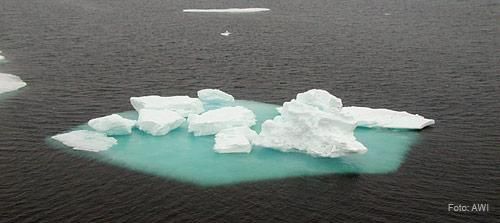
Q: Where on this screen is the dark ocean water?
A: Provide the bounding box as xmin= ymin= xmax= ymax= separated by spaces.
xmin=0 ymin=0 xmax=498 ymax=222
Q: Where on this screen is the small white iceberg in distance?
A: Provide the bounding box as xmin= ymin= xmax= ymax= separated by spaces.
xmin=342 ymin=106 xmax=435 ymax=129
xmin=220 ymin=30 xmax=231 ymax=36
xmin=51 ymin=130 xmax=117 ymax=152
xmin=88 ymin=114 xmax=136 ymax=135
xmin=137 ymin=109 xmax=185 ymax=136
xmin=214 ymin=126 xmax=258 ymax=153
xmin=183 ymin=8 xmax=270 ymax=13
xmin=188 ymin=106 xmax=256 ymax=136
xmin=0 ymin=73 xmax=27 ymax=94
xmin=130 ymin=95 xmax=204 ymax=117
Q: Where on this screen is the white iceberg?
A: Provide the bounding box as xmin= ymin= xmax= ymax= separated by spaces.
xmin=187 ymin=106 xmax=256 ymax=136
xmin=214 ymin=126 xmax=258 ymax=153
xmin=183 ymin=8 xmax=270 ymax=13
xmin=51 ymin=130 xmax=117 ymax=152
xmin=254 ymin=89 xmax=367 ymax=158
xmin=137 ymin=109 xmax=185 ymax=136
xmin=0 ymin=55 xmax=4 ymax=61
xmin=296 ymin=89 xmax=343 ymax=113
xmin=342 ymin=106 xmax=435 ymax=129
xmin=130 ymin=95 xmax=204 ymax=117
xmin=220 ymin=31 xmax=231 ymax=36
xmin=197 ymin=89 xmax=235 ymax=109
xmin=88 ymin=114 xmax=136 ymax=135
xmin=0 ymin=73 xmax=27 ymax=94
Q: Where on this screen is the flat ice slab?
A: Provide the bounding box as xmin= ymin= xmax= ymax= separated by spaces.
xmin=88 ymin=114 xmax=136 ymax=135
xmin=198 ymin=89 xmax=234 ymax=104
xmin=188 ymin=106 xmax=256 ymax=136
xmin=51 ymin=130 xmax=117 ymax=152
xmin=183 ymin=8 xmax=270 ymax=13
xmin=130 ymin=95 xmax=204 ymax=117
xmin=214 ymin=127 xmax=258 ymax=153
xmin=342 ymin=106 xmax=435 ymax=129
xmin=0 ymin=73 xmax=27 ymax=94
xmin=137 ymin=109 xmax=185 ymax=136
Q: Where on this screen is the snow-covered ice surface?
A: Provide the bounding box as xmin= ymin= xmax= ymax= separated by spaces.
xmin=255 ymin=90 xmax=367 ymax=158
xmin=342 ymin=106 xmax=435 ymax=129
xmin=0 ymin=73 xmax=27 ymax=94
xmin=88 ymin=114 xmax=136 ymax=135
xmin=51 ymin=130 xmax=117 ymax=152
xmin=198 ymin=89 xmax=234 ymax=104
xmin=137 ymin=109 xmax=185 ymax=136
xmin=130 ymin=95 xmax=204 ymax=117
xmin=214 ymin=127 xmax=258 ymax=153
xmin=197 ymin=89 xmax=234 ymax=109
xmin=183 ymin=8 xmax=270 ymax=13
xmin=188 ymin=106 xmax=256 ymax=136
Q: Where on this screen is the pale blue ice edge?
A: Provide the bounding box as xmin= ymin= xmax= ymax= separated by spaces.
xmin=47 ymin=100 xmax=419 ymax=186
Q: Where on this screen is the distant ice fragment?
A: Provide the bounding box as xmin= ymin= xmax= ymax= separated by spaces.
xmin=88 ymin=114 xmax=136 ymax=135
xmin=130 ymin=95 xmax=204 ymax=117
xmin=188 ymin=106 xmax=256 ymax=136
xmin=342 ymin=106 xmax=435 ymax=129
xmin=255 ymin=89 xmax=367 ymax=158
xmin=0 ymin=55 xmax=4 ymax=61
xmin=183 ymin=8 xmax=270 ymax=13
xmin=137 ymin=109 xmax=185 ymax=136
xmin=52 ymin=130 xmax=117 ymax=152
xmin=0 ymin=73 xmax=27 ymax=94
xmin=197 ymin=89 xmax=235 ymax=109
xmin=214 ymin=126 xmax=258 ymax=153
xmin=220 ymin=31 xmax=231 ymax=36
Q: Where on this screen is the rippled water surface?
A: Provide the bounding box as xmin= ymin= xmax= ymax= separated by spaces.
xmin=0 ymin=0 xmax=498 ymax=222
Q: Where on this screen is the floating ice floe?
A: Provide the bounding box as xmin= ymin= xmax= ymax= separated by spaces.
xmin=197 ymin=89 xmax=234 ymax=109
xmin=188 ymin=106 xmax=256 ymax=136
xmin=51 ymin=130 xmax=117 ymax=152
xmin=0 ymin=55 xmax=4 ymax=61
xmin=0 ymin=73 xmax=27 ymax=94
xmin=137 ymin=109 xmax=185 ymax=136
xmin=214 ymin=126 xmax=258 ymax=153
xmin=88 ymin=114 xmax=136 ymax=135
xmin=220 ymin=31 xmax=231 ymax=36
xmin=342 ymin=107 xmax=435 ymax=129
xmin=130 ymin=95 xmax=204 ymax=117
xmin=254 ymin=89 xmax=368 ymax=158
xmin=183 ymin=8 xmax=270 ymax=13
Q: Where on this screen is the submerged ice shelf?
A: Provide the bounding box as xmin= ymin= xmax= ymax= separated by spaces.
xmin=48 ymin=100 xmax=421 ymax=186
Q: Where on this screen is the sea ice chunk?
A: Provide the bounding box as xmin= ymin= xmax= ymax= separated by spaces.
xmin=197 ymin=89 xmax=235 ymax=109
xmin=51 ymin=130 xmax=117 ymax=152
xmin=214 ymin=126 xmax=258 ymax=153
xmin=88 ymin=114 xmax=136 ymax=135
xmin=0 ymin=73 xmax=27 ymax=94
xmin=295 ymin=89 xmax=343 ymax=112
xmin=0 ymin=55 xmax=4 ymax=61
xmin=342 ymin=106 xmax=435 ymax=129
xmin=137 ymin=109 xmax=185 ymax=136
xmin=254 ymin=90 xmax=367 ymax=158
xmin=197 ymin=89 xmax=234 ymax=104
xmin=187 ymin=106 xmax=256 ymax=136
xmin=183 ymin=8 xmax=270 ymax=13
xmin=130 ymin=95 xmax=204 ymax=117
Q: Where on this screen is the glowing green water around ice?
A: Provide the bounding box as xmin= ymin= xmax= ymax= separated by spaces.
xmin=48 ymin=100 xmax=419 ymax=186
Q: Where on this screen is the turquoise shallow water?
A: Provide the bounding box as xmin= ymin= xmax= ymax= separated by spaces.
xmin=47 ymin=100 xmax=419 ymax=186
